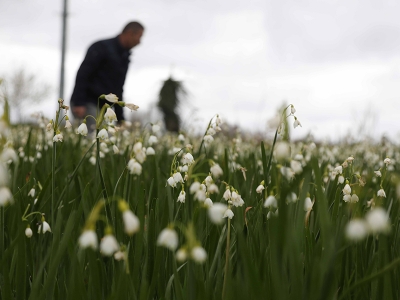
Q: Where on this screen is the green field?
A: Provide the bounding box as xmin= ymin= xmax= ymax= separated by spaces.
xmin=1 ymin=99 xmax=399 ymax=300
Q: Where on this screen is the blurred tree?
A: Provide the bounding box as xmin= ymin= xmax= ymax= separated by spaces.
xmin=0 ymin=68 xmax=51 ymax=122
xmin=157 ymin=77 xmax=187 ymax=132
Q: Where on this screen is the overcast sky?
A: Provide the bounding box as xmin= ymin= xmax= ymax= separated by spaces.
xmin=1 ymin=0 xmax=400 ymax=141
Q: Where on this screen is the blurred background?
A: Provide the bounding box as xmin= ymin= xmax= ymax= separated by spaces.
xmin=1 ymin=0 xmax=400 ymax=141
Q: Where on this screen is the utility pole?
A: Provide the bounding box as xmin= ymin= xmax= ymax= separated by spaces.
xmin=59 ymin=0 xmax=68 ymax=100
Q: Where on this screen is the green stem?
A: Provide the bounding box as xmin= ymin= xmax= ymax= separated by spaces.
xmin=96 ymin=133 xmax=108 ymax=199
xmin=197 ymin=116 xmax=214 ymax=157
xmin=222 ymin=217 xmax=231 ymax=299
xmin=51 ymin=140 xmax=55 ymax=226
xmin=339 ymin=257 xmax=400 ymax=300
xmin=0 ymin=207 xmax=3 ymax=262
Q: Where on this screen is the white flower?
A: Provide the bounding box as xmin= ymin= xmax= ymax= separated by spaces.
xmin=125 ymin=103 xmax=139 ymax=111
xmin=342 ymin=184 xmax=351 ymax=195
xmin=108 ymin=127 xmax=116 ymax=135
xmin=194 ymin=185 xmax=207 ymax=202
xmin=334 ymin=166 xmax=343 ymax=175
xmin=65 ymin=120 xmax=72 ymax=129
xmin=191 ymin=246 xmax=207 ymax=264
xmin=290 ymin=160 xmax=303 ymax=174
xmin=100 ymin=142 xmax=108 ymax=153
xmin=210 ymin=164 xmax=223 ymax=178
xmin=264 ymin=195 xmax=277 ymax=209
xmin=169 ymin=147 xmax=181 ymax=155
xmin=173 ymin=172 xmax=184 ymax=184
xmin=89 ymin=156 xmax=96 ymax=165
xmin=290 ymin=104 xmax=296 ymax=114
xmin=146 ymin=147 xmax=155 ymax=155
xmin=377 ymin=189 xmax=386 ymax=198
xmin=207 ymin=183 xmax=219 ymax=194
xmin=133 ymin=142 xmax=143 ymax=154
xmin=350 ymin=194 xmax=359 ymax=203
xmin=38 ymin=221 xmax=51 ymax=234
xmin=274 ymin=142 xmax=290 ymax=161
xmin=135 ymin=149 xmax=147 ymax=164
xmin=256 ymin=185 xmax=265 ymax=193
xmin=176 ymin=248 xmax=188 ymax=262
xmin=365 ymin=208 xmax=390 ymax=234
xmin=223 ymin=189 xmax=231 ymax=200
xmin=105 ymin=93 xmax=119 ymax=103
xmin=281 ymin=167 xmax=295 ymax=181
xmin=286 ymin=192 xmax=297 ymax=203
xmin=231 ymin=192 xmax=244 ymax=207
xmin=177 ymin=191 xmax=186 ymax=203
xmin=152 ymin=124 xmax=160 ymax=133
xmin=208 ymin=202 xmax=228 ymax=224
xmin=1 ymin=148 xmax=18 ymax=163
xmin=338 ymin=175 xmax=345 ymax=184
xmin=123 ymin=210 xmax=140 ymax=235
xmin=223 ymin=208 xmax=234 ymax=219
xmin=157 ymin=228 xmax=178 ymax=251
xmin=100 ymin=234 xmax=119 ymax=256
xmin=112 ymin=145 xmax=119 ymax=154
xmin=104 ymin=108 xmax=117 ymax=124
xmin=343 ymin=194 xmax=351 ymax=202
xmin=167 ymin=176 xmax=176 ymax=187
xmin=182 ymin=153 xmax=194 ymax=165
xmin=294 ymin=153 xmax=303 ymax=161
xmin=207 ymin=127 xmax=216 ymax=136
xmin=346 ymin=219 xmax=368 ymax=241
xmin=97 ymin=128 xmax=108 ymax=140
xmin=374 ymin=170 xmax=382 ymax=177
xmin=78 ymin=230 xmax=98 ymax=250
xmin=77 ymin=123 xmax=88 ymax=136
xmin=383 ymin=158 xmax=391 ymax=166
xmin=190 ymin=182 xmax=201 ymax=194
xmin=46 ymin=122 xmax=53 ymax=131
xmin=127 ymin=159 xmax=142 ymax=175
xmin=114 ymin=250 xmax=126 ymax=261
xmin=25 ymin=227 xmax=33 ymax=238
xmin=204 ymin=197 xmax=213 ymax=208
xmin=28 ymin=188 xmax=36 ymax=198
xmin=180 ymin=165 xmax=188 ymax=172
xmin=203 ymin=135 xmax=214 ymax=146
xmin=347 ymin=156 xmax=354 ymax=162
xmin=304 ymin=197 xmax=313 ymax=211
xmin=148 ymin=135 xmax=158 ymax=145
xmin=53 ymin=133 xmax=63 ymax=143
xmin=215 ymin=115 xmax=223 ymax=125
xmin=205 ymin=175 xmax=213 ymax=187
xmin=293 ymin=117 xmax=302 ymax=128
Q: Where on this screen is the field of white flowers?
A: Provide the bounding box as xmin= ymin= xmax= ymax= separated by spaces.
xmin=1 ymin=96 xmax=399 ymax=300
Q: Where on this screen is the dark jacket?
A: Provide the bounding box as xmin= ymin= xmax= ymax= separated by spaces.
xmin=70 ymin=36 xmax=131 ymax=121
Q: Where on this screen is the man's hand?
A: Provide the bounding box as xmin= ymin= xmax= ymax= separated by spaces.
xmin=72 ymin=106 xmax=87 ymax=118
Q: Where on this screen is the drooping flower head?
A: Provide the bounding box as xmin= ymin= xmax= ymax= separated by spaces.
xmin=157 ymin=227 xmax=179 ymax=251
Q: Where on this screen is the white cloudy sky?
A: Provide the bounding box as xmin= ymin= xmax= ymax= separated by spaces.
xmin=1 ymin=0 xmax=400 ymax=141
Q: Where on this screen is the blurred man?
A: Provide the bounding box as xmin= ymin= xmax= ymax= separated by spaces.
xmin=70 ymin=21 xmax=144 ymax=128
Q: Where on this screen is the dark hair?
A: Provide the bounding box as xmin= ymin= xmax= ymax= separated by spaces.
xmin=122 ymin=21 xmax=144 ymax=33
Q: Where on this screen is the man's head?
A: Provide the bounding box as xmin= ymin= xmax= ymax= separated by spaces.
xmin=119 ymin=21 xmax=144 ymax=50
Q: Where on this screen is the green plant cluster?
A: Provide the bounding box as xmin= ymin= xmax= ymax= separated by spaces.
xmin=0 ymin=101 xmax=400 ymax=300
